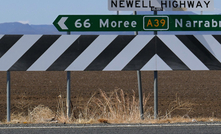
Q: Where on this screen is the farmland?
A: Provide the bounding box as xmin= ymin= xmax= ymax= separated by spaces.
xmin=0 ymin=71 xmax=221 ymax=122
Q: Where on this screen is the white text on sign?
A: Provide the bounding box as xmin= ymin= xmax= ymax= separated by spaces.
xmin=100 ymin=19 xmax=137 ymax=28
xmin=175 ymin=19 xmax=221 ymax=28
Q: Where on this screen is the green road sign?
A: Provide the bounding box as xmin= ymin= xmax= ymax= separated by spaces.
xmin=53 ymin=15 xmax=221 ymax=32
xmin=53 ymin=15 xmax=168 ymax=32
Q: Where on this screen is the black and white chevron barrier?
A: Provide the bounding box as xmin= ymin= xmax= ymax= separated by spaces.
xmin=0 ymin=34 xmax=221 ymax=71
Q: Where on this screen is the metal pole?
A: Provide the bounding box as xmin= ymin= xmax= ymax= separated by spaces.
xmin=133 ymin=11 xmax=144 ymax=120
xmin=137 ymin=71 xmax=144 ymax=120
xmin=133 ymin=11 xmax=138 ymax=35
xmin=154 ymin=11 xmax=158 ymax=35
xmin=7 ymin=71 xmax=11 ymax=122
xmin=154 ymin=10 xmax=158 ymax=119
xmin=67 ymin=31 xmax=71 ymax=118
xmin=67 ymin=71 xmax=71 ymax=118
xmin=154 ymin=70 xmax=158 ymax=119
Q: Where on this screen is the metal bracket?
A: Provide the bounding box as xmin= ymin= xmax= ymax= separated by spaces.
xmin=151 ymin=7 xmax=163 ymax=11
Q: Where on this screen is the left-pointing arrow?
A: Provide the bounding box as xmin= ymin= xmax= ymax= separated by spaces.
xmin=58 ymin=17 xmax=68 ymax=30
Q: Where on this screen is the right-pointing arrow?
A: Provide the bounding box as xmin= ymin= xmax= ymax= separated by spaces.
xmin=58 ymin=17 xmax=68 ymax=30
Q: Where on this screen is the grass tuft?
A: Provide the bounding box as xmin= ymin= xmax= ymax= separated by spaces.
xmin=29 ymin=105 xmax=54 ymax=123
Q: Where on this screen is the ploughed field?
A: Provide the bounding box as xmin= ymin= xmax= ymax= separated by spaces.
xmin=0 ymin=71 xmax=221 ymax=121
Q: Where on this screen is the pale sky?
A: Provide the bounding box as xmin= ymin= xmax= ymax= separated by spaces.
xmin=0 ymin=0 xmax=220 ymax=25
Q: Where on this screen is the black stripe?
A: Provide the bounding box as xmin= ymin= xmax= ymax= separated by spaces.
xmin=0 ymin=35 xmax=23 ymax=58
xmin=176 ymin=35 xmax=221 ymax=70
xmin=122 ymin=36 xmax=155 ymax=71
xmin=47 ymin=35 xmax=99 ymax=71
xmin=157 ymin=36 xmax=190 ymax=70
xmin=85 ymin=35 xmax=135 ymax=71
xmin=9 ymin=35 xmax=61 ymax=71
xmin=212 ymin=35 xmax=221 ymax=44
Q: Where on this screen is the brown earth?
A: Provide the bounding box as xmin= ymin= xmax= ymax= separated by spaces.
xmin=0 ymin=71 xmax=221 ymax=121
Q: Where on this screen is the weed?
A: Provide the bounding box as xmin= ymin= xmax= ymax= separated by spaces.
xmin=14 ymin=93 xmax=32 ymax=112
xmin=162 ymin=93 xmax=195 ymax=119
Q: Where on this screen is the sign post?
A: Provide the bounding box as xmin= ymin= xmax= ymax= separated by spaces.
xmin=7 ymin=71 xmax=11 ymax=122
xmin=153 ymin=9 xmax=158 ymax=120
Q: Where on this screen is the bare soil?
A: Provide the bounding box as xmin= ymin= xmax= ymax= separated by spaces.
xmin=0 ymin=71 xmax=221 ymax=121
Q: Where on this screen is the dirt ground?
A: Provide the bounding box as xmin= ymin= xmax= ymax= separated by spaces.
xmin=0 ymin=71 xmax=221 ymax=121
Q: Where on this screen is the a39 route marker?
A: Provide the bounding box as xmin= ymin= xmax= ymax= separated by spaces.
xmin=54 ymin=15 xmax=221 ymax=32
xmin=143 ymin=16 xmax=169 ymax=30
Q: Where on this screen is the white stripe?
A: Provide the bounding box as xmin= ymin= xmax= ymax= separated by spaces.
xmin=141 ymin=55 xmax=172 ymax=71
xmin=28 ymin=35 xmax=80 ymax=71
xmin=158 ymin=35 xmax=209 ymax=71
xmin=0 ymin=35 xmax=42 ymax=71
xmin=141 ymin=54 xmax=156 ymax=71
xmin=66 ymin=35 xmax=118 ymax=71
xmin=194 ymin=35 xmax=221 ymax=63
xmin=0 ymin=123 xmax=217 ymax=129
xmin=104 ymin=35 xmax=154 ymax=71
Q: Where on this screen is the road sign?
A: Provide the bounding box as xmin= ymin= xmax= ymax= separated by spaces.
xmin=53 ymin=15 xmax=169 ymax=32
xmin=54 ymin=15 xmax=221 ymax=32
xmin=108 ymin=0 xmax=214 ymax=11
xmin=1 ymin=35 xmax=221 ymax=71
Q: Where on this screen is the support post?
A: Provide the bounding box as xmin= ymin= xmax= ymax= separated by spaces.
xmin=137 ymin=71 xmax=144 ymax=120
xmin=7 ymin=71 xmax=11 ymax=122
xmin=134 ymin=11 xmax=144 ymax=120
xmin=154 ymin=71 xmax=158 ymax=119
xmin=133 ymin=11 xmax=138 ymax=35
xmin=67 ymin=31 xmax=71 ymax=119
xmin=67 ymin=71 xmax=71 ymax=118
xmin=154 ymin=10 xmax=158 ymax=119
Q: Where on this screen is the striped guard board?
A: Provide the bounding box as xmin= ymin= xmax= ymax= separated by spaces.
xmin=0 ymin=34 xmax=221 ymax=71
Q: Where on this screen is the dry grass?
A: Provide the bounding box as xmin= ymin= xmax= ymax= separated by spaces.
xmin=10 ymin=105 xmax=55 ymax=124
xmin=161 ymin=93 xmax=195 ymax=119
xmin=14 ymin=93 xmax=32 ymax=111
xmin=29 ymin=105 xmax=54 ymax=123
xmin=78 ymin=88 xmax=152 ymax=123
xmin=5 ymin=89 xmax=221 ymax=124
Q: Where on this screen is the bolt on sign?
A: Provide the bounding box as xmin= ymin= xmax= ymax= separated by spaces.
xmin=108 ymin=0 xmax=214 ymax=11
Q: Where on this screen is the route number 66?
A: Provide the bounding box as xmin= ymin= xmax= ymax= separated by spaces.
xmin=75 ymin=19 xmax=91 ymax=28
